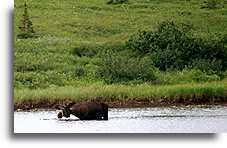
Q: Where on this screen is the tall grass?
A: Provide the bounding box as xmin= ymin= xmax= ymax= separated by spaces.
xmin=14 ymin=81 xmax=227 ymax=104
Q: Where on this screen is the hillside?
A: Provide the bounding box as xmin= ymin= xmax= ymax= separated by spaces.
xmin=14 ymin=0 xmax=227 ymax=109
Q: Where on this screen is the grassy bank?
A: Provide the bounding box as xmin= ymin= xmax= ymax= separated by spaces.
xmin=14 ymin=0 xmax=227 ymax=109
xmin=14 ymin=80 xmax=227 ymax=110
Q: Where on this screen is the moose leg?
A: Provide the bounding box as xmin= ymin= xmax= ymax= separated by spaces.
xmin=95 ymin=111 xmax=104 ymax=120
xmin=97 ymin=110 xmax=108 ymax=120
xmin=103 ymin=105 xmax=108 ymax=120
xmin=103 ymin=110 xmax=108 ymax=120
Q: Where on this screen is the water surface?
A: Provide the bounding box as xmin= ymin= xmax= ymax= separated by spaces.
xmin=14 ymin=106 xmax=227 ymax=133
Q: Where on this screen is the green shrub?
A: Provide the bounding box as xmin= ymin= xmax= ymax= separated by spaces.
xmin=75 ymin=66 xmax=86 ymax=77
xmin=73 ymin=43 xmax=126 ymax=58
xmin=126 ymin=21 xmax=227 ymax=71
xmin=73 ymin=46 xmax=97 ymax=57
xmin=107 ymin=0 xmax=128 ymax=5
xmin=191 ymin=59 xmax=222 ymax=74
xmin=17 ymin=33 xmax=36 ymax=39
xmin=84 ymin=63 xmax=100 ymax=80
xmin=126 ymin=21 xmax=189 ymax=70
xmin=201 ymin=0 xmax=225 ymax=9
xmin=14 ymin=71 xmax=65 ymax=89
xmin=190 ymin=69 xmax=220 ymax=82
xmin=14 ymin=53 xmax=55 ymax=72
xmin=126 ymin=21 xmax=190 ymax=54
xmin=98 ymin=50 xmax=156 ymax=84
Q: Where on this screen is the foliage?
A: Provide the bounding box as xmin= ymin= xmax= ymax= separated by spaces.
xmin=97 ymin=50 xmax=156 ymax=84
xmin=107 ymin=0 xmax=128 ymax=5
xmin=74 ymin=66 xmax=86 ymax=77
xmin=73 ymin=46 xmax=97 ymax=57
xmin=191 ymin=59 xmax=222 ymax=73
xmin=201 ymin=0 xmax=225 ymax=9
xmin=17 ymin=2 xmax=35 ymax=39
xmin=126 ymin=21 xmax=227 ymax=71
xmin=14 ymin=71 xmax=66 ymax=89
xmin=154 ymin=69 xmax=221 ymax=85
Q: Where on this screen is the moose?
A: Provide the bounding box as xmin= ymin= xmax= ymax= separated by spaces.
xmin=56 ymin=102 xmax=108 ymax=120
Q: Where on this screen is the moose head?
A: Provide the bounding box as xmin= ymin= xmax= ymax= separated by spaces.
xmin=56 ymin=102 xmax=75 ymax=118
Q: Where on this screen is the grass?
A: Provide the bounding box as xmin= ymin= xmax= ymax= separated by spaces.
xmin=14 ymin=0 xmax=227 ymax=108
xmin=14 ymin=80 xmax=227 ymax=105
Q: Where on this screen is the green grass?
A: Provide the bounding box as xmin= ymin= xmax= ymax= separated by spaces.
xmin=14 ymin=0 xmax=227 ymax=105
xmin=14 ymin=80 xmax=227 ymax=104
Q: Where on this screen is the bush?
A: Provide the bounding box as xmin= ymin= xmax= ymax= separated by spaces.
xmin=191 ymin=59 xmax=222 ymax=74
xmin=14 ymin=52 xmax=55 ymax=72
xmin=75 ymin=66 xmax=86 ymax=77
xmin=191 ymin=69 xmax=220 ymax=82
xmin=73 ymin=46 xmax=97 ymax=57
xmin=97 ymin=50 xmax=156 ymax=84
xmin=14 ymin=71 xmax=65 ymax=89
xmin=201 ymin=0 xmax=225 ymax=9
xmin=17 ymin=32 xmax=36 ymax=39
xmin=73 ymin=43 xmax=126 ymax=58
xmin=107 ymin=0 xmax=128 ymax=5
xmin=126 ymin=21 xmax=227 ymax=71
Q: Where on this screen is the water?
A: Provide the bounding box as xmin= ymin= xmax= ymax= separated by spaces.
xmin=14 ymin=106 xmax=227 ymax=133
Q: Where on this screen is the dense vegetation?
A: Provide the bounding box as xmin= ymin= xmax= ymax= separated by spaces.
xmin=14 ymin=0 xmax=227 ymax=107
xmin=126 ymin=21 xmax=227 ymax=71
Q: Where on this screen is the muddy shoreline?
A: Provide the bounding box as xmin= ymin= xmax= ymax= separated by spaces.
xmin=14 ymin=95 xmax=227 ymax=111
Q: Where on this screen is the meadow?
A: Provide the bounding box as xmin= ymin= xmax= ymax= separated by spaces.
xmin=14 ymin=0 xmax=227 ymax=109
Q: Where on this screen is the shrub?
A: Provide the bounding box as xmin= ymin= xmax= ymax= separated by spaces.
xmin=107 ymin=0 xmax=128 ymax=5
xmin=73 ymin=46 xmax=97 ymax=57
xmin=191 ymin=59 xmax=222 ymax=74
xmin=188 ymin=69 xmax=220 ymax=82
xmin=75 ymin=66 xmax=86 ymax=77
xmin=14 ymin=71 xmax=65 ymax=89
xmin=97 ymin=50 xmax=156 ymax=84
xmin=126 ymin=21 xmax=227 ymax=71
xmin=14 ymin=52 xmax=55 ymax=72
xmin=126 ymin=21 xmax=191 ymax=70
xmin=201 ymin=0 xmax=225 ymax=9
xmin=17 ymin=32 xmax=36 ymax=39
xmin=126 ymin=21 xmax=189 ymax=54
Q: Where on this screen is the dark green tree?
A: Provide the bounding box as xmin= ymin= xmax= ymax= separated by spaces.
xmin=17 ymin=1 xmax=35 ymax=39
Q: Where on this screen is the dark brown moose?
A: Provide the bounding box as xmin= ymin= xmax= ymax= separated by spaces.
xmin=57 ymin=102 xmax=108 ymax=120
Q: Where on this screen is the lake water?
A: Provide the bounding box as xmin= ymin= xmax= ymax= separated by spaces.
xmin=14 ymin=106 xmax=227 ymax=133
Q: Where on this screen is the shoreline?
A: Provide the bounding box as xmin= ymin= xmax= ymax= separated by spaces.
xmin=14 ymin=96 xmax=227 ymax=111
xmin=14 ymin=81 xmax=227 ymax=111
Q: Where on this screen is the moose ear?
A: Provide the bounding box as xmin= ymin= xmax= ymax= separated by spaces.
xmin=66 ymin=102 xmax=75 ymax=108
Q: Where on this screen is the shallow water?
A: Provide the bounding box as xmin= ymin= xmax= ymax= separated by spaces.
xmin=14 ymin=106 xmax=227 ymax=133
